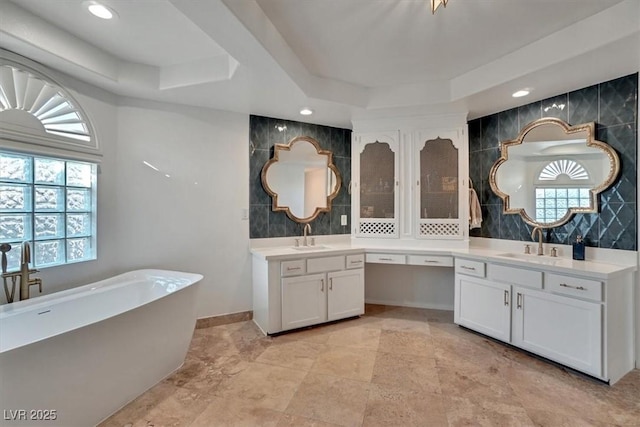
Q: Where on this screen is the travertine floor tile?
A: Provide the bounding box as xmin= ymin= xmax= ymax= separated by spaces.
xmin=443 ymin=395 xmax=535 ymax=427
xmin=525 ymin=408 xmax=619 ymax=427
xmin=363 ymin=383 xmax=449 ymax=427
xmin=190 ymin=396 xmax=283 ymax=427
xmin=285 ymin=373 xmax=370 ymax=427
xmin=504 ymin=363 xmax=638 ymax=425
xmin=325 ymin=326 xmax=381 ymax=349
xmin=130 ymin=394 xmax=208 ymax=427
xmin=310 ymin=345 xmax=377 ymax=381
xmin=256 ymin=339 xmax=328 ymax=371
xmin=377 ymin=329 xmax=434 ymax=356
xmin=216 ymin=361 xmax=307 ymax=411
xmin=100 ymin=306 xmax=640 ymax=427
xmin=98 ymin=380 xmax=177 ymax=427
xmin=380 ymin=316 xmax=432 ymax=334
xmin=277 ymin=413 xmax=343 ymax=427
xmin=371 ymin=351 xmax=440 ymax=394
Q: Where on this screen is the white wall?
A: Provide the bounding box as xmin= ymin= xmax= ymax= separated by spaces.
xmin=114 ymin=99 xmax=251 ymax=318
xmin=1 ymin=77 xmax=252 ymax=318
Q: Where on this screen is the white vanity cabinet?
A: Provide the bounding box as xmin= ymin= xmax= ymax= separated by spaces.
xmin=253 ymin=252 xmax=365 ymax=334
xmin=454 ymin=273 xmax=511 ymax=343
xmin=511 ymin=284 xmax=601 ymax=377
xmin=454 ymin=257 xmax=634 ymax=383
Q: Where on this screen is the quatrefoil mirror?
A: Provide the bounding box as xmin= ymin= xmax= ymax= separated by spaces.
xmin=489 ymin=117 xmax=620 ymax=228
xmin=261 ymin=136 xmax=342 ymax=223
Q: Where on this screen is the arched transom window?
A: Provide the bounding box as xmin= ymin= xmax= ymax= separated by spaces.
xmin=0 ymin=64 xmax=92 ymax=143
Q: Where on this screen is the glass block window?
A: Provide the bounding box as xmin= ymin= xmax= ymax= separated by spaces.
xmin=0 ymin=151 xmax=97 ymax=270
xmin=534 ymin=188 xmax=591 ymax=223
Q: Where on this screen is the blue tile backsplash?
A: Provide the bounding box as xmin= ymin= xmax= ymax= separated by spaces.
xmin=249 ymin=115 xmax=352 ymax=239
xmin=469 ymin=73 xmax=638 ymax=251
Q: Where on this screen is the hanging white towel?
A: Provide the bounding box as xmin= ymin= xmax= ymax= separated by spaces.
xmin=469 ymin=188 xmax=482 ymax=229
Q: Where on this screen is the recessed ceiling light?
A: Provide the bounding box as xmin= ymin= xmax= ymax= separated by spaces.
xmin=299 ymin=108 xmax=313 ymax=116
xmin=512 ymin=89 xmax=530 ymax=98
xmin=84 ymin=1 xmax=117 ymax=20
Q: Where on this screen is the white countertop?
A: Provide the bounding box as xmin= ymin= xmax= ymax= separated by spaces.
xmin=250 ymin=241 xmax=637 ymax=280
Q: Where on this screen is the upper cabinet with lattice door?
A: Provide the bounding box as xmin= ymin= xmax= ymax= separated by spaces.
xmin=414 ymin=128 xmax=468 ymax=239
xmin=352 ymin=132 xmax=400 ymax=238
xmin=352 ymin=121 xmax=468 ymax=243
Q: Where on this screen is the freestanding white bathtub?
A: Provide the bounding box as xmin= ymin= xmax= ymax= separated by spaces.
xmin=0 ymin=269 xmax=203 ymax=427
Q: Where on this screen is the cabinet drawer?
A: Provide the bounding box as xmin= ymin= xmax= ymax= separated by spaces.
xmin=346 ymin=254 xmax=365 ymax=269
xmin=407 ymin=255 xmax=453 ymax=267
xmin=281 ymin=260 xmax=305 ymax=277
xmin=489 ymin=264 xmax=542 ymax=289
xmin=366 ymin=253 xmax=406 ymax=264
xmin=545 ymin=273 xmax=602 ymax=301
xmin=454 ymin=258 xmax=485 ymax=277
xmin=307 ymin=256 xmax=345 ymax=273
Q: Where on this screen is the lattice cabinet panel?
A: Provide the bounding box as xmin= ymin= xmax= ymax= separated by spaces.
xmin=418 ymin=220 xmax=461 ymax=239
xmin=358 ymin=220 xmax=397 ymax=238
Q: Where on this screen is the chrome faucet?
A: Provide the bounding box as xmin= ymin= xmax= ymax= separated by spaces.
xmin=303 ymin=223 xmax=312 ymax=246
xmin=531 ymin=227 xmax=544 ymax=256
xmin=1 ymin=242 xmax=42 ymax=302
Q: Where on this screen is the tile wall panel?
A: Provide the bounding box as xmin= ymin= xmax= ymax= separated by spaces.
xmin=469 ymin=73 xmax=638 ymax=251
xmin=249 ymin=115 xmax=352 ymax=238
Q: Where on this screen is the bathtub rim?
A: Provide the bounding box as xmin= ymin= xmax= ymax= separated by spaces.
xmin=0 ymin=269 xmax=203 ymax=353
xmin=0 ymin=269 xmax=203 ymax=315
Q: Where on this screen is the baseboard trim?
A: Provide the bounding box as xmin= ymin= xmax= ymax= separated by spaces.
xmin=196 ymin=310 xmax=253 ymax=329
xmin=364 ymin=299 xmax=453 ymax=311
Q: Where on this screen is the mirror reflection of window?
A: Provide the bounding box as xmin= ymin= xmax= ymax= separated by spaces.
xmin=489 ymin=118 xmax=620 ymax=228
xmin=534 ymin=159 xmax=591 ymax=223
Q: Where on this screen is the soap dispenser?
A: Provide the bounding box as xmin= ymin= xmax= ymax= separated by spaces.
xmin=573 ymin=235 xmax=585 ymax=261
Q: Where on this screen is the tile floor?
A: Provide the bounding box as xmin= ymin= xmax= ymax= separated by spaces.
xmin=100 ymin=305 xmax=640 ymax=427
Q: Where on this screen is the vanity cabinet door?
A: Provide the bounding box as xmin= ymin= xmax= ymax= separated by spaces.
xmin=327 ymin=269 xmax=365 ymax=321
xmin=352 ymin=132 xmax=400 ymax=238
xmin=454 ymin=275 xmax=511 ymax=343
xmin=281 ymin=273 xmax=327 ymax=331
xmin=511 ymin=286 xmax=602 ymax=377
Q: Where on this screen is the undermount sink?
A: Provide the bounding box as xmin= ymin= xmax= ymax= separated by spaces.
xmin=495 ymin=252 xmax=571 ymax=266
xmin=291 ymin=245 xmax=330 ymax=251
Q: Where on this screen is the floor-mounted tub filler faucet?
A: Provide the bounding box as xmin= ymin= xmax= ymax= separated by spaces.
xmin=303 ymin=223 xmax=312 ymax=246
xmin=1 ymin=241 xmax=42 ymax=302
xmin=531 ymin=227 xmax=545 ymax=256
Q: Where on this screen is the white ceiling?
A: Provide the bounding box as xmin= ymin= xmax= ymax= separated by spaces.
xmin=1 ymin=0 xmax=638 ymax=128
